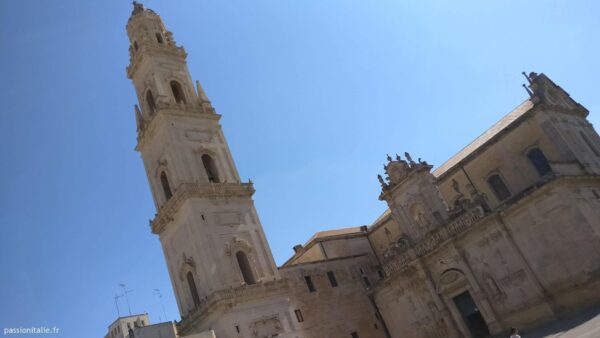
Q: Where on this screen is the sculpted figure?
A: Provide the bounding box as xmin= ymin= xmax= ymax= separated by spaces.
xmin=405 ymin=152 xmax=416 ymax=165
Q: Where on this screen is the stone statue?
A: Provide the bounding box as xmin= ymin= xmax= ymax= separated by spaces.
xmin=396 ymin=154 xmax=402 ymax=161
xmin=405 ymin=152 xmax=416 ymax=165
xmin=387 ymin=154 xmax=392 ymax=162
xmin=451 ymin=179 xmax=462 ymax=195
xmin=466 ymin=183 xmax=477 ymax=197
xmin=378 ymin=174 xmax=388 ymax=189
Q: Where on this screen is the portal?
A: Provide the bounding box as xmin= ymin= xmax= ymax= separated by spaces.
xmin=453 ymin=291 xmax=490 ymax=338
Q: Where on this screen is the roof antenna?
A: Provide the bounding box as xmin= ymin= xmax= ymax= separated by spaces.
xmin=119 ymin=283 xmax=134 ymax=315
xmin=521 ymin=71 xmax=532 ymax=84
xmin=154 ymin=289 xmax=168 ymax=322
xmin=114 ymin=294 xmax=122 ymax=318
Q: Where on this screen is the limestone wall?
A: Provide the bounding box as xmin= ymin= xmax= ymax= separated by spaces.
xmin=281 ymin=255 xmax=387 ymax=338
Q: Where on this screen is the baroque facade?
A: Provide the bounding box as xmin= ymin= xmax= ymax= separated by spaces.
xmin=125 ymin=3 xmax=600 ymax=338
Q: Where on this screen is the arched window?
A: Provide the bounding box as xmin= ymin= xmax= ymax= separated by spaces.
xmin=134 ymin=41 xmax=139 ymax=51
xmin=145 ymin=90 xmax=156 ymax=115
xmin=580 ymin=131 xmax=600 ymax=157
xmin=186 ymin=271 xmax=201 ymax=307
xmin=236 ymin=251 xmax=256 ymax=285
xmin=156 ymin=33 xmax=163 ymax=44
xmin=527 ymin=148 xmax=552 ymax=176
xmin=170 ymin=81 xmax=186 ymax=104
xmin=201 ymin=154 xmax=219 ymax=183
xmin=160 ymin=172 xmax=173 ymax=200
xmin=487 ymin=174 xmax=511 ymax=201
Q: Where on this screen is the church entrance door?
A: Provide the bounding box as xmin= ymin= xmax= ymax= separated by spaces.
xmin=453 ymin=291 xmax=490 ymax=338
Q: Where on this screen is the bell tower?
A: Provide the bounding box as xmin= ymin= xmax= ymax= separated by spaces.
xmin=125 ymin=4 xmax=293 ymax=336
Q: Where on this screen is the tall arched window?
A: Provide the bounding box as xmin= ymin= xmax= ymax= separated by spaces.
xmin=146 ymin=90 xmax=156 ymax=115
xmin=170 ymin=81 xmax=186 ymax=104
xmin=155 ymin=33 xmax=163 ymax=44
xmin=487 ymin=174 xmax=511 ymax=201
xmin=527 ymin=148 xmax=552 ymax=176
xmin=202 ymin=154 xmax=219 ymax=183
xmin=580 ymin=131 xmax=600 ymax=157
xmin=186 ymin=271 xmax=201 ymax=307
xmin=160 ymin=172 xmax=173 ymax=200
xmin=236 ymin=251 xmax=256 ymax=285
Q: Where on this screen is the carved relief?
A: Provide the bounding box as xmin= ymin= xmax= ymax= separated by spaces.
xmin=224 ymin=236 xmax=253 ymax=256
xmin=215 ymin=211 xmax=242 ymax=227
xmin=499 ymin=269 xmax=526 ymax=288
xmin=436 ymin=268 xmax=467 ymax=294
xmin=186 ymin=129 xmax=214 ymax=143
xmin=410 ymin=202 xmax=431 ymax=227
xmin=178 ymin=252 xmax=196 ymax=281
xmin=482 ymin=273 xmax=505 ymax=301
xmin=248 ymin=315 xmax=282 ymax=338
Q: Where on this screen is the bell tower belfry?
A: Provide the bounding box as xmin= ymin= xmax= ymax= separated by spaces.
xmin=126 ymin=3 xmax=296 ymax=336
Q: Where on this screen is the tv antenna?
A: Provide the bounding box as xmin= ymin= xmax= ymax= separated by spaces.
xmin=119 ymin=283 xmax=134 ymax=315
xmin=114 ymin=294 xmax=123 ymax=317
xmin=153 ymin=288 xmax=168 ymax=322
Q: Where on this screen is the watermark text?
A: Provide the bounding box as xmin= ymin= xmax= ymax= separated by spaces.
xmin=3 ymin=327 xmax=60 ymax=335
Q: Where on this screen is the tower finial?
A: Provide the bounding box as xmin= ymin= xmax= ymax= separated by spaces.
xmin=522 ymin=84 xmax=534 ymax=98
xmin=522 ymin=71 xmax=532 ymax=84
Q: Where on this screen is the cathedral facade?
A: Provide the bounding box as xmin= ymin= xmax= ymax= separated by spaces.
xmin=125 ymin=4 xmax=600 ymax=338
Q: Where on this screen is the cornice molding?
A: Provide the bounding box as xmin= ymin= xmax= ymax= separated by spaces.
xmin=382 ymin=205 xmax=485 ymax=279
xmin=127 ymin=44 xmax=187 ymax=79
xmin=150 ymin=182 xmax=255 ymax=234
xmin=135 ymin=105 xmax=221 ymax=152
xmin=177 ymin=279 xmax=289 ymax=335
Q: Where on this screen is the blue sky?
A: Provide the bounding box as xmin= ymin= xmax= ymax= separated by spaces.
xmin=1 ymin=1 xmax=599 ymax=337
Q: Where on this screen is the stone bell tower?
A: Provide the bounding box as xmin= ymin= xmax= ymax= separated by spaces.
xmin=126 ymin=3 xmax=296 ymax=337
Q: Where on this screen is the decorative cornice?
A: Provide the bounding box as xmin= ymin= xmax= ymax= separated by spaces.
xmin=150 ymin=182 xmax=255 ymax=234
xmin=127 ymin=44 xmax=187 ymax=79
xmin=382 ymin=205 xmax=485 ymax=278
xmin=177 ymin=279 xmax=289 ymax=335
xmin=135 ymin=104 xmax=221 ymax=152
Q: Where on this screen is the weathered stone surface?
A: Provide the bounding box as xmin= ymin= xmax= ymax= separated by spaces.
xmin=126 ymin=4 xmax=600 ymax=338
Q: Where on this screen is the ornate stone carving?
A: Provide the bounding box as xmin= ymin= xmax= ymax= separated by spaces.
xmin=249 ymin=315 xmax=282 ymax=338
xmin=150 ymin=182 xmax=256 ymax=234
xmin=382 ymin=206 xmax=485 ymax=278
xmin=378 ymin=153 xmax=435 ymax=198
xmin=224 ymin=236 xmax=253 ymax=257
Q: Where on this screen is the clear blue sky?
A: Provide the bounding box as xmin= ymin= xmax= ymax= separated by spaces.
xmin=1 ymin=1 xmax=599 ymax=337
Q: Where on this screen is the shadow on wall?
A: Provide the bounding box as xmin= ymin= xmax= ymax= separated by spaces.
xmin=490 ymin=305 xmax=600 ymax=338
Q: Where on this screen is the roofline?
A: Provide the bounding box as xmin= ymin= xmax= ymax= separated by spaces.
xmin=432 ymin=99 xmax=536 ymax=181
xmin=281 ymin=228 xmax=368 ymax=267
xmin=107 ymin=313 xmax=149 ymax=329
xmin=281 ymin=253 xmax=370 ymax=269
